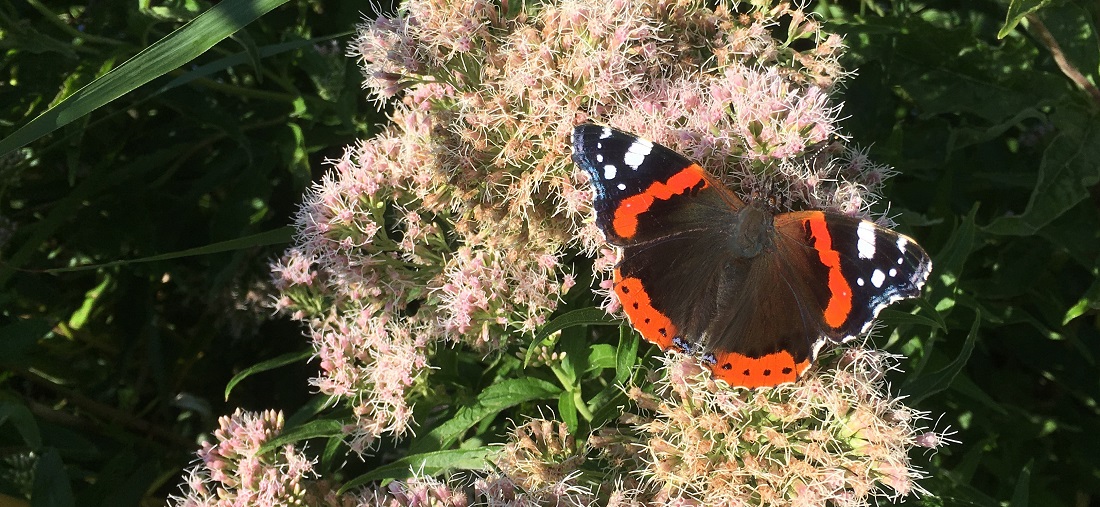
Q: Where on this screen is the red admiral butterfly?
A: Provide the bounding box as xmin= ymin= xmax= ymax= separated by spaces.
xmin=572 ymin=124 xmax=932 ymax=388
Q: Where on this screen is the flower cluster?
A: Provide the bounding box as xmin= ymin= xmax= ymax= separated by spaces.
xmin=332 ymin=471 xmax=593 ymax=507
xmin=0 ymin=451 xmax=36 ymax=499
xmin=310 ymin=350 xmax=954 ymax=507
xmin=170 ymin=410 xmax=317 ymax=507
xmin=496 ymin=419 xmax=586 ymax=493
xmin=336 ymin=420 xmax=597 ymax=506
xmin=582 ymin=350 xmax=947 ymax=506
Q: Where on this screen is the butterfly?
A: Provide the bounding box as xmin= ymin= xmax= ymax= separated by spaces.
xmin=571 ymin=124 xmax=932 ymax=388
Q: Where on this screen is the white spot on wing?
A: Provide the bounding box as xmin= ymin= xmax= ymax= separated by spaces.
xmin=623 ymin=138 xmax=653 ymax=170
xmin=857 ymin=277 xmax=865 ymax=286
xmin=857 ymin=221 xmax=876 ymax=259
xmin=600 ymin=127 xmax=612 ymax=139
xmin=889 ymin=268 xmax=897 ymax=277
xmin=897 ymin=236 xmax=908 ymax=252
xmin=617 ymin=183 xmax=626 ymax=190
xmin=603 ymin=164 xmax=617 ymax=180
xmin=596 ymin=154 xmax=603 ymax=163
xmin=871 ymin=269 xmax=886 ymax=288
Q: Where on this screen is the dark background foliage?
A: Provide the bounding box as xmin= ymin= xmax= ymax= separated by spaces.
xmin=830 ymin=1 xmax=1100 ymax=505
xmin=0 ymin=0 xmax=1097 ymax=505
xmin=0 ymin=0 xmax=386 ymax=504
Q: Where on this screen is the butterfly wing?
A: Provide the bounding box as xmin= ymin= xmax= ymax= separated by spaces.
xmin=573 ymin=124 xmax=742 ymax=352
xmin=771 ymin=211 xmax=933 ymax=341
xmin=572 ymin=124 xmax=738 ymax=246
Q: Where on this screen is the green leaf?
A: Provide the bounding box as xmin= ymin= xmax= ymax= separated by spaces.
xmin=32 ymin=448 xmax=74 ymax=507
xmin=0 ymin=400 xmax=42 ymax=448
xmin=928 ymin=204 xmax=979 ymax=316
xmin=0 ymin=318 xmax=52 ymax=369
xmin=0 ymin=0 xmax=290 ymax=155
xmin=558 ymin=390 xmax=578 ymax=433
xmin=409 ymin=378 xmax=560 ymax=454
xmin=339 ymin=448 xmax=495 ymax=492
xmin=45 ymin=227 xmax=293 ymax=274
xmin=937 ymin=204 xmax=979 ymax=281
xmin=1063 ymin=272 xmax=1100 ymax=325
xmin=155 ymin=37 xmax=339 ymax=96
xmin=557 ymin=325 xmax=588 ymax=385
xmin=999 ymin=0 xmax=1051 ymax=38
xmin=68 ymin=277 xmax=111 ymax=329
xmin=523 ymin=307 xmax=618 ymax=366
xmin=260 ymin=419 xmax=345 ymax=453
xmin=615 ymin=325 xmax=639 ymax=384
xmin=903 ymin=310 xmax=980 ymax=404
xmin=225 ymin=349 xmax=313 ymax=400
xmin=877 ymin=308 xmax=944 ymax=332
xmin=585 ymin=344 xmax=617 ymax=372
xmin=913 ymin=297 xmax=949 ymax=331
xmin=322 ymin=436 xmax=346 ymax=473
xmin=1035 ymin=3 xmax=1100 ymax=91
xmin=1009 ymin=460 xmax=1033 ymax=507
xmin=985 ymin=117 xmax=1100 ymax=236
xmin=588 ymin=383 xmax=628 ymax=427
xmin=286 ymin=395 xmax=338 ymax=430
xmin=951 ymin=372 xmax=1009 ymax=415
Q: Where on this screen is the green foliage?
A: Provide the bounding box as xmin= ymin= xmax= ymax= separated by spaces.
xmin=2 ymin=0 xmax=1099 ymax=505
xmin=339 ymin=448 xmax=497 ymax=490
xmin=0 ymin=0 xmax=382 ymax=504
xmin=825 ymin=0 xmax=1100 ymax=504
xmin=409 ymin=377 xmax=562 ymax=454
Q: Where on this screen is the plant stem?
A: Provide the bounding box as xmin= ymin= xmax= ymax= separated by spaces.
xmin=1026 ymin=13 xmax=1100 ymax=107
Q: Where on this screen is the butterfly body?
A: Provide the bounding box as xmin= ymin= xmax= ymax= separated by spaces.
xmin=572 ymin=124 xmax=932 ymax=388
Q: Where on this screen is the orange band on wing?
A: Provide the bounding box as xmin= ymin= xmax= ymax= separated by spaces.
xmin=614 ymin=269 xmax=677 ymax=349
xmin=803 ymin=212 xmax=852 ymax=328
xmin=612 ymin=164 xmax=708 ymax=239
xmin=708 ymin=350 xmax=810 ymax=388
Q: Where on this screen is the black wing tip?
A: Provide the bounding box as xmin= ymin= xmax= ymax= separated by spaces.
xmin=571 ymin=123 xmax=598 ymax=156
xmin=572 ymin=122 xmax=601 ymax=139
xmin=571 ymin=123 xmax=621 ymax=164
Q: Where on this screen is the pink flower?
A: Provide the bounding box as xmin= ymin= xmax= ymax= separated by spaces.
xmin=171 ymin=410 xmax=317 ymax=507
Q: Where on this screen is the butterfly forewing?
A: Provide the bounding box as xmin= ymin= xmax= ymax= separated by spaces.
xmin=572 ymin=125 xmax=728 ymax=246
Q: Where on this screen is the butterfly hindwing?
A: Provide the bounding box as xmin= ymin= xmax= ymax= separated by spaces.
xmin=614 ymin=218 xmax=819 ymax=388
